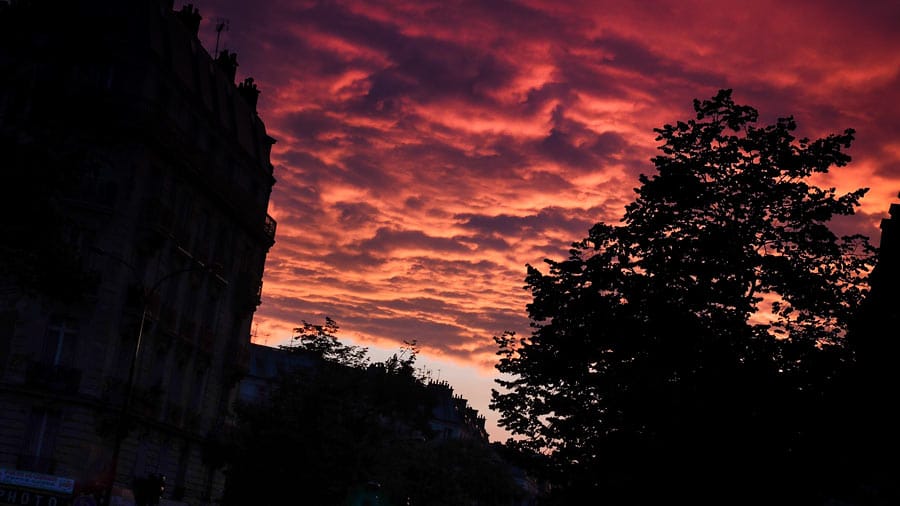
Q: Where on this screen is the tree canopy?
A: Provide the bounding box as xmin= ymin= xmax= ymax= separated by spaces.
xmin=491 ymin=90 xmax=877 ymax=504
xmin=285 ymin=316 xmax=371 ymax=368
xmin=223 ymin=319 xmax=522 ymax=506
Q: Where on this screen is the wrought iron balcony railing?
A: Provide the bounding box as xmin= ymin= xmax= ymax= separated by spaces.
xmin=263 ymin=213 xmax=277 ymax=241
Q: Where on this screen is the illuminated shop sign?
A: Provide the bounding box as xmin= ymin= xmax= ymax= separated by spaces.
xmin=0 ymin=470 xmax=74 ymax=506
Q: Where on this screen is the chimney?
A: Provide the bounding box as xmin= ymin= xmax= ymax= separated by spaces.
xmin=216 ymin=50 xmax=238 ymax=82
xmin=238 ymin=77 xmax=260 ymax=109
xmin=176 ymin=3 xmax=202 ymax=37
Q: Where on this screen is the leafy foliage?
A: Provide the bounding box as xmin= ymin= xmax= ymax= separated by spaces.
xmin=491 ymin=90 xmax=876 ymax=504
xmin=224 ymin=321 xmax=520 ymax=506
xmin=284 ymin=317 xmax=370 ymax=368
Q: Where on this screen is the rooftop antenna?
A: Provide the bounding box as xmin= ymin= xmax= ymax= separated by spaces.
xmin=214 ymin=18 xmax=229 ymax=56
xmin=250 ymin=322 xmax=271 ymax=346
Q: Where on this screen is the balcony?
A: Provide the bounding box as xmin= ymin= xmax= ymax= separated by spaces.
xmin=24 ymin=361 xmax=82 ymax=395
xmin=232 ymin=274 xmax=262 ymax=315
xmin=263 ymin=213 xmax=277 ymax=241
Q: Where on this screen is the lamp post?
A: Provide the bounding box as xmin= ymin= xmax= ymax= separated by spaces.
xmin=94 ymin=247 xmax=215 ymax=506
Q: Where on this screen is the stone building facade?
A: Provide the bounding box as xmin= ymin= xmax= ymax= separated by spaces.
xmin=0 ymin=1 xmax=275 ymax=504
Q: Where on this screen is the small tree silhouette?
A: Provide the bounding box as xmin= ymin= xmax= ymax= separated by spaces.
xmin=285 ymin=316 xmax=369 ymax=368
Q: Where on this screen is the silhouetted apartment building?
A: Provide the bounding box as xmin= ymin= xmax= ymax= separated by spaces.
xmin=847 ymin=200 xmax=900 ymax=498
xmin=426 ymin=380 xmax=489 ymax=442
xmin=0 ymin=1 xmax=275 ymax=504
xmin=237 ymin=343 xmax=318 ymax=405
xmin=855 ymin=202 xmax=900 ymax=371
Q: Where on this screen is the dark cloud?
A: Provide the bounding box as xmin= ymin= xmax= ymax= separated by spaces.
xmin=519 ymin=170 xmax=576 ymax=193
xmin=348 ymin=315 xmax=468 ymax=350
xmin=275 ymin=150 xmax=335 ymax=183
xmin=339 ymin=153 xmax=400 ymax=192
xmin=464 ymin=233 xmax=512 ymax=252
xmin=390 ymin=139 xmax=526 ymax=179
xmin=281 ymin=108 xmax=379 ymax=141
xmin=354 ymin=227 xmax=473 ymax=254
xmin=456 ymin=207 xmax=595 ymax=238
xmin=590 ymin=35 xmax=723 ymax=88
xmin=536 ymin=105 xmax=629 ymax=171
xmin=290 ymin=266 xmax=320 ymax=278
xmin=333 ymin=201 xmax=381 ymax=227
xmin=369 ymin=41 xmax=513 ymax=104
xmin=521 ymin=82 xmax=577 ymax=115
xmin=406 ymin=257 xmax=513 ymax=280
xmin=299 ymin=2 xmax=407 ymax=55
xmin=404 ymin=195 xmax=427 ymax=210
xmin=323 ymin=250 xmax=387 ymax=270
xmin=830 ymin=209 xmax=886 ymax=245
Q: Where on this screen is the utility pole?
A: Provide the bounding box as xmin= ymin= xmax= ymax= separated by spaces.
xmin=96 ymin=248 xmax=215 ymax=506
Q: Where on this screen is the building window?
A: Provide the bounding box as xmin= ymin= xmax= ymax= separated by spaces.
xmin=0 ymin=310 xmax=14 ymax=373
xmin=189 ymin=368 xmax=207 ymax=413
xmin=19 ymin=408 xmax=61 ymax=473
xmin=167 ymin=356 xmax=185 ymax=408
xmin=176 ymin=188 xmax=194 ymax=245
xmin=213 ymin=227 xmax=232 ymax=272
xmin=150 ymin=346 xmax=169 ymax=390
xmin=41 ymin=317 xmax=78 ymax=367
xmin=192 ymin=209 xmax=209 ymax=260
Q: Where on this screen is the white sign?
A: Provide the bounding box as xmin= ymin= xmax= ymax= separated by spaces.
xmin=0 ymin=469 xmax=74 ymax=494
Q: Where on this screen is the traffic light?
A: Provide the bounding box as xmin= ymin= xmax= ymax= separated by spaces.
xmin=150 ymin=474 xmax=165 ymax=505
xmin=133 ymin=474 xmax=165 ymax=506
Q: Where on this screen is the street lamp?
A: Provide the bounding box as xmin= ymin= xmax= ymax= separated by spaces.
xmin=93 ymin=247 xmax=217 ymax=506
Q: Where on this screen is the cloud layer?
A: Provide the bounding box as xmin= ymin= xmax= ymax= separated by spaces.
xmin=196 ymin=0 xmax=900 ymax=438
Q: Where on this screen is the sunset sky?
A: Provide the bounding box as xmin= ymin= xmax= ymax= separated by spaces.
xmin=194 ymin=0 xmax=900 ymax=440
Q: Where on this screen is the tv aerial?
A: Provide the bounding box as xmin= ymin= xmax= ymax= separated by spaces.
xmin=214 ymin=17 xmax=230 ymax=56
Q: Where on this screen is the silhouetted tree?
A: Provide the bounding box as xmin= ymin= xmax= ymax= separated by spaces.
xmin=378 ymin=436 xmax=520 ymax=506
xmin=223 ymin=356 xmax=388 ymax=505
xmin=224 ymin=323 xmax=519 ymax=505
xmin=492 ymin=90 xmax=876 ymax=504
xmin=285 ymin=316 xmax=370 ymax=368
